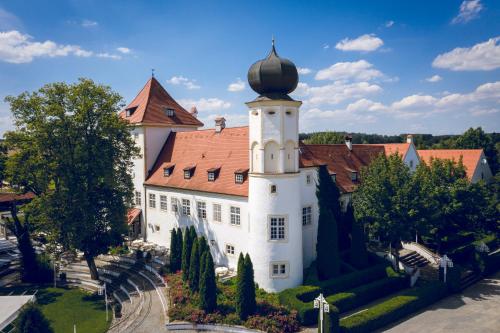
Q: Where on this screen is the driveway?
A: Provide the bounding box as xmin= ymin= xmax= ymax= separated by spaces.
xmin=381 ymin=271 xmax=500 ymax=333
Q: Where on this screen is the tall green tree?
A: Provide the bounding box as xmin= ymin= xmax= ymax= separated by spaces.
xmin=169 ymin=229 xmax=178 ymax=273
xmin=199 ymin=251 xmax=217 ymax=312
xmin=244 ymin=254 xmax=256 ymax=316
xmin=188 ymin=238 xmax=200 ymax=292
xmin=348 ymin=204 xmax=368 ymax=269
xmin=236 ymin=253 xmax=246 ymax=319
xmin=181 ymin=228 xmax=193 ymax=280
xmin=236 ymin=253 xmax=256 ymax=320
xmin=316 ymin=165 xmax=340 ymax=280
xmin=5 ymin=79 xmax=137 ymax=280
xmin=14 ymin=303 xmax=53 ymax=333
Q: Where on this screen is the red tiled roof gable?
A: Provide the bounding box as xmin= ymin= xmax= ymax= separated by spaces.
xmin=417 ymin=149 xmax=483 ymax=181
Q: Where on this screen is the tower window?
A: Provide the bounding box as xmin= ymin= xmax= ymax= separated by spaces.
xmin=270 ymin=262 xmax=289 ymax=278
xmin=267 ymin=111 xmax=275 ymax=115
xmin=165 ymin=108 xmax=175 ymax=117
xmin=230 ymin=206 xmax=241 ymax=226
xmin=302 ymin=206 xmax=312 ymax=226
xmin=269 ymin=216 xmax=287 ymax=241
xmin=270 ymin=184 xmax=277 ymax=194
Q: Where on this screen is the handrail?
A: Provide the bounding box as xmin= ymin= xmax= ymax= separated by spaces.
xmin=401 ymin=241 xmax=440 ymax=265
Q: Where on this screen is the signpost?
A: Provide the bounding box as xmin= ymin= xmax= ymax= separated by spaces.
xmin=98 ymin=283 xmax=109 ymax=322
xmin=314 ymin=293 xmax=330 ymax=333
xmin=439 ymin=254 xmax=453 ymax=283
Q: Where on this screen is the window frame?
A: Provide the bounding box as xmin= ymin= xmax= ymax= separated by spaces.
xmin=148 ymin=193 xmax=156 ymax=209
xmin=302 ymin=206 xmax=312 ymax=226
xmin=135 ymin=191 xmax=141 ymax=206
xmin=235 ymin=173 xmax=244 ymax=184
xmin=160 ymin=195 xmax=168 ymax=211
xmin=171 ymin=197 xmax=179 ymax=213
xmin=270 ymin=261 xmax=289 ymax=279
xmin=225 ymin=244 xmax=235 ymax=256
xmin=230 ymin=206 xmax=241 ymax=226
xmin=197 ymin=201 xmax=207 ymax=220
xmin=268 ymin=215 xmax=288 ymax=242
xmin=181 ymin=199 xmax=191 ymax=216
xmin=213 ymin=203 xmax=222 ymax=222
xmin=306 ymin=173 xmax=312 ymax=185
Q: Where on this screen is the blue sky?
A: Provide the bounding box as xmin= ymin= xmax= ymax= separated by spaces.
xmin=0 ymin=0 xmax=499 ymax=135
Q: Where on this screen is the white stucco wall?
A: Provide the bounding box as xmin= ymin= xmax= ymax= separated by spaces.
xmin=299 ymin=168 xmax=319 ymax=269
xmin=471 ymin=151 xmax=493 ymax=183
xmin=144 ymin=186 xmax=249 ymax=269
xmin=404 ymin=143 xmax=420 ymax=172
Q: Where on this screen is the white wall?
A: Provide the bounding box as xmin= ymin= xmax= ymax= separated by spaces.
xmin=144 ymin=186 xmax=249 ymax=269
xmin=404 ymin=143 xmax=420 ymax=172
xmin=299 ymin=168 xmax=319 ymax=269
xmin=471 ymin=151 xmax=493 ymax=183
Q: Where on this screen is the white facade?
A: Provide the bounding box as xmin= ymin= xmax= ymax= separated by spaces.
xmin=470 ymin=151 xmax=493 ymax=183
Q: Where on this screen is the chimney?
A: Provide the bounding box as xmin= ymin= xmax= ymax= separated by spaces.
xmin=189 ymin=106 xmax=198 ymax=118
xmin=345 ymin=134 xmax=353 ymax=151
xmin=215 ymin=117 xmax=226 ymax=133
xmin=406 ymin=134 xmax=414 ymax=144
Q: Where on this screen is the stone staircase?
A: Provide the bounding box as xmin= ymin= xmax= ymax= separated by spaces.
xmin=400 ymin=251 xmax=429 ymax=268
xmin=459 ymin=270 xmax=481 ymax=290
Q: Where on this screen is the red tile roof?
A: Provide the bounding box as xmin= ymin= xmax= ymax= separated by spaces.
xmin=381 ymin=143 xmax=411 ymax=158
xmin=145 ymin=127 xmax=250 ymax=197
xmin=127 ymin=208 xmax=141 ymax=225
xmin=417 ymin=149 xmax=483 ymax=181
xmin=0 ymin=192 xmax=35 ymax=203
xmin=300 ymin=144 xmax=384 ymax=192
xmin=119 ymin=77 xmax=204 ymax=127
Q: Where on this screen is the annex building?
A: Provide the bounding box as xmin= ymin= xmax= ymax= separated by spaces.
xmin=121 ymin=43 xmax=493 ymax=292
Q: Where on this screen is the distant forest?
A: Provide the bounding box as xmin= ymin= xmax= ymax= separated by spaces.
xmin=300 ymin=127 xmax=500 ymax=175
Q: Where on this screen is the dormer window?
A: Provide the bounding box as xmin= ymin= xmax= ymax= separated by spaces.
xmin=331 ymin=173 xmax=337 ymax=183
xmin=184 ymin=166 xmax=195 ymax=179
xmin=351 ymin=171 xmax=358 ymax=181
xmin=163 ymin=164 xmax=174 ymax=177
xmin=125 ymin=106 xmax=137 ymax=117
xmin=234 ymin=169 xmax=248 ymax=184
xmin=165 ymin=107 xmax=175 ymax=117
xmin=207 ymin=167 xmax=220 ymax=182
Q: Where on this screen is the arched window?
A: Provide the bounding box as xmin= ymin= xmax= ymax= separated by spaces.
xmin=264 ymin=141 xmax=279 ymax=173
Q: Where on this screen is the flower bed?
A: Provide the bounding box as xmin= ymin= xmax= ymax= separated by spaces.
xmin=166 ymin=272 xmax=300 ymax=333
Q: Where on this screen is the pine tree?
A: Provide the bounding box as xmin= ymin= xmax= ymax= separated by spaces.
xmin=199 ymin=251 xmax=217 ymax=312
xmin=175 ymin=228 xmax=183 ymax=272
xmin=349 ymin=205 xmax=368 ymax=269
xmin=198 ymin=236 xmax=209 ymax=258
xmin=14 ymin=303 xmax=54 ymax=333
xmin=244 ymin=254 xmax=256 ymax=316
xmin=316 ymin=165 xmax=340 ymax=280
xmin=199 ymin=249 xmax=208 ymax=288
xmin=181 ymin=228 xmax=193 ymax=280
xmin=188 ymin=238 xmax=200 ymax=292
xmin=169 ymin=229 xmax=178 ymax=273
xmin=236 ymin=253 xmax=246 ymax=319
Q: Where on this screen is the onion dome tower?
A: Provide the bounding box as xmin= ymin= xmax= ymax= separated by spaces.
xmin=245 ymin=39 xmax=303 ymax=292
xmin=247 ymin=39 xmax=299 ymax=100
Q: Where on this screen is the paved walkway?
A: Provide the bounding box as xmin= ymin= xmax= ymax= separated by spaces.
xmin=381 ymin=271 xmax=500 ymax=333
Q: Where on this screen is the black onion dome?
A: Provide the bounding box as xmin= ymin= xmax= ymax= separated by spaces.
xmin=248 ymin=41 xmax=298 ymax=99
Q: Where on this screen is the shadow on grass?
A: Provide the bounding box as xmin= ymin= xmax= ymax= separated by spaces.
xmin=34 ymin=288 xmax=64 ymax=305
xmin=82 ymin=293 xmax=107 ymax=311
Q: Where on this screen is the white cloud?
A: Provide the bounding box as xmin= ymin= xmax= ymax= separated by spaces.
xmin=432 ymin=37 xmax=500 ymax=71
xmin=167 ymin=76 xmax=200 ymax=90
xmin=426 ymin=75 xmax=443 ymax=83
xmin=385 ymin=20 xmax=395 ymax=28
xmin=178 ymin=98 xmax=231 ymax=112
xmin=297 ymin=67 xmax=312 ymax=75
xmin=315 ymin=60 xmax=383 ymax=81
xmin=452 ymin=0 xmax=483 ymax=24
xmin=227 ymin=78 xmax=245 ymax=92
xmin=0 ymin=8 xmax=22 ymax=30
xmin=323 ymin=44 xmax=330 ymax=50
xmin=346 ymin=99 xmax=387 ymax=112
xmin=298 ymin=81 xmax=382 ymax=106
xmin=81 ymin=19 xmax=98 ymax=28
xmin=391 ymin=95 xmax=438 ymax=110
xmin=335 ymin=34 xmax=384 ymax=52
xmin=96 ymin=52 xmax=121 ymax=60
xmin=0 ymin=30 xmax=96 ymax=63
xmin=469 ymin=107 xmax=499 ymax=116
xmin=116 ymin=47 xmax=131 ymax=54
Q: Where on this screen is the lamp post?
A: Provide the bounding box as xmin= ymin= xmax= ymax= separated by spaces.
xmin=314 ymin=293 xmax=330 ymax=333
xmin=439 ymin=255 xmax=453 ymax=283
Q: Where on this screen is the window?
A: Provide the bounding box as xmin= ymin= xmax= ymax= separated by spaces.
xmin=164 ymin=167 xmax=172 ymax=177
xmin=133 ymin=133 xmax=139 ymax=141
xmin=165 ymin=108 xmax=175 ymax=117
xmin=409 ymin=160 xmax=414 ymax=168
xmin=269 ymin=216 xmax=286 ymax=241
xmin=213 ymin=203 xmax=222 ymax=222
xmin=270 ymin=184 xmax=277 ymax=194
xmin=270 ymin=262 xmax=288 ymax=278
xmin=351 ymin=171 xmax=358 ymax=181
xmin=155 ymin=225 xmax=160 ymax=232
xmin=125 ymin=107 xmax=137 ymax=117
xmin=160 ymin=195 xmax=168 ymax=211
xmin=302 ymin=207 xmax=312 ymax=226
xmin=197 ymin=201 xmax=207 ymax=220
xmin=331 ymin=173 xmax=337 ymax=183
xmin=267 ymin=111 xmax=276 ymax=115
xmin=225 ymin=244 xmax=235 ymax=256
xmin=149 ymin=193 xmax=156 ymax=208
xmin=235 ymin=173 xmax=244 ymax=184
xmin=230 ymin=206 xmax=240 ymax=226
xmin=135 ymin=191 xmax=141 ymax=206
xmin=184 ymin=170 xmax=191 ymax=179
xmin=182 ymin=199 xmax=191 ymax=216
xmin=208 ymin=172 xmax=215 ymax=181
xmin=171 ymin=197 xmax=179 ymax=213
xmin=306 ymin=174 xmax=312 ymax=185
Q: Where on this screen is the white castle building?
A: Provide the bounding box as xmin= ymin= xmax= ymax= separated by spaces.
xmin=121 ymin=43 xmax=492 ymax=292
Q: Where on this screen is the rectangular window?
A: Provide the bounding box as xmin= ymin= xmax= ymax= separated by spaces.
xmin=148 ymin=193 xmax=156 ymax=208
xmin=269 ymin=216 xmax=286 ymax=240
xmin=270 ymin=184 xmax=277 ymax=194
xmin=171 ymin=197 xmax=179 ymax=213
xmin=235 ymin=173 xmax=244 ymax=184
xmin=165 ymin=108 xmax=175 ymax=117
xmin=163 ymin=168 xmax=171 ymax=177
xmin=208 ymin=172 xmax=215 ymax=181
xmin=230 ymin=206 xmax=240 ymax=226
xmin=160 ymin=195 xmax=168 ymax=211
xmin=270 ymin=262 xmax=288 ymax=278
xmin=197 ymin=201 xmax=207 ymax=220
xmin=351 ymin=172 xmax=358 ymax=181
xmin=306 ymin=174 xmax=312 ymax=185
xmin=213 ymin=203 xmax=222 ymax=222
xmin=184 ymin=170 xmax=191 ymax=179
xmin=135 ymin=191 xmax=141 ymax=206
xmin=225 ymin=244 xmax=235 ymax=255
xmin=331 ymin=174 xmax=337 ymax=183
xmin=182 ymin=199 xmax=191 ymax=216
xmin=302 ymin=206 xmax=312 ymax=226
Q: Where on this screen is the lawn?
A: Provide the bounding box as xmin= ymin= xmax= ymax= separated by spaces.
xmin=0 ymin=285 xmax=111 ymax=333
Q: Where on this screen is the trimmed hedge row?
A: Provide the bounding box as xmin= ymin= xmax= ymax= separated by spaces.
xmin=339 ymin=282 xmax=448 ymax=333
xmin=326 ymin=275 xmax=408 ymax=313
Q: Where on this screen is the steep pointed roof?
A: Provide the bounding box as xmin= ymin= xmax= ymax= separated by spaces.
xmin=119 ymin=77 xmax=204 ymax=127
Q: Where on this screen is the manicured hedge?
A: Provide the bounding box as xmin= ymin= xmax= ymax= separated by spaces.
xmin=326 ymin=274 xmax=408 ymax=313
xmin=339 ymin=282 xmax=448 ymax=333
